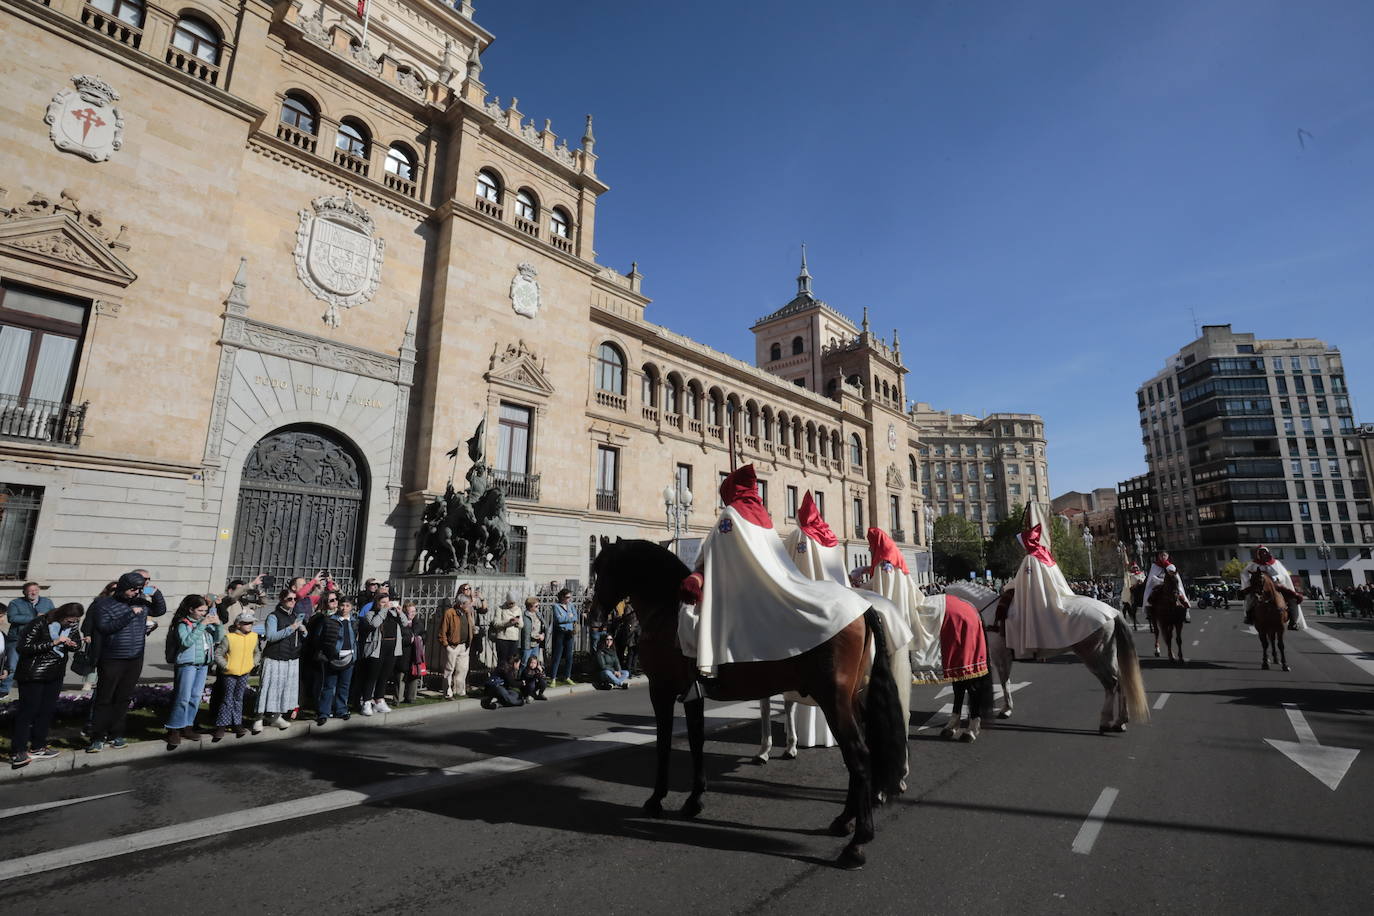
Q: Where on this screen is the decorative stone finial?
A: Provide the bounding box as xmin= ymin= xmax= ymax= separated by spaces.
xmin=862 ymin=306 xmax=870 ymax=334
xmin=466 ymin=42 xmax=482 ymax=80
xmin=582 ymin=114 xmax=595 ymax=152
xmin=226 ymin=256 xmax=249 ymax=315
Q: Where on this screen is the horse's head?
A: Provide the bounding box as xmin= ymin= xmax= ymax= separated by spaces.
xmin=591 ymin=538 xmax=690 ymax=631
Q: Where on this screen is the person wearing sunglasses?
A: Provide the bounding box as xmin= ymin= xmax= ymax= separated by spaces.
xmin=300 ymin=591 xmax=338 ymax=711
xmin=251 ymin=589 xmax=306 ymax=734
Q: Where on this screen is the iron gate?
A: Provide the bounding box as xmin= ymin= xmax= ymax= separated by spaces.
xmin=228 ymin=427 xmax=365 ymax=592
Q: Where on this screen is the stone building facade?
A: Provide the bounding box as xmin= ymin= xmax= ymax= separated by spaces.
xmin=0 ymin=0 xmax=1049 ymax=603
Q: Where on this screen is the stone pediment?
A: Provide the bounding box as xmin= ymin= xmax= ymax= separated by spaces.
xmin=886 ymin=464 xmax=904 ymax=489
xmin=0 ymin=212 xmax=136 ymax=287
xmin=485 ymin=339 xmax=554 ymax=397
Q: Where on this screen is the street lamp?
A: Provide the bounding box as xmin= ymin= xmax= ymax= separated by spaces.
xmin=1134 ymin=534 xmax=1144 ymax=567
xmin=664 ymin=481 xmax=693 ymax=542
xmin=923 ymin=504 xmax=936 ymax=544
xmin=1316 ymin=542 xmax=1332 ymax=597
xmin=1083 ymin=527 xmax=1094 ymax=580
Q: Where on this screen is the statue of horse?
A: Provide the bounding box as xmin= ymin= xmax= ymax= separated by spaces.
xmin=591 ymin=538 xmax=907 ymax=871
xmin=1245 ymin=569 xmax=1289 ymax=671
xmin=1148 ymin=568 xmax=1188 ymax=662
xmin=945 ymin=581 xmax=1149 ymax=734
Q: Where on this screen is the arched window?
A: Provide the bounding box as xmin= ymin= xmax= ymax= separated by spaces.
xmin=686 ymin=382 xmax=702 ymax=419
xmin=664 ymin=374 xmax=681 ymax=414
xmin=515 ymin=189 xmax=538 ymax=222
xmin=279 ymin=92 xmax=317 ymax=135
xmin=595 ymin=343 xmax=625 ymax=394
xmin=550 ymin=207 xmax=571 ymax=239
xmin=641 ymin=365 xmax=659 ymax=407
xmin=776 ymin=412 xmax=789 ymax=445
xmin=335 ymin=118 xmax=369 ymax=159
xmin=761 ymin=408 xmax=773 ymax=442
xmin=849 ymin=433 xmax=863 ymax=466
xmin=91 ymin=0 xmax=145 ymax=26
xmin=171 ymin=14 xmax=220 ymax=64
xmin=384 ymin=143 xmax=416 ymax=181
xmin=769 ymin=342 xmax=781 ymax=361
xmin=476 ymin=169 xmax=501 ymax=203
xmin=791 ymin=336 xmax=804 ymax=356
xmin=909 ymin=455 xmax=919 ymax=484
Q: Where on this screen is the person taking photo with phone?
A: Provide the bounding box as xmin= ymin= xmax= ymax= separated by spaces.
xmin=86 ymin=571 xmax=166 ymax=753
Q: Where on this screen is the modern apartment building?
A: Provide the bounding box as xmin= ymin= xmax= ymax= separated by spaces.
xmin=1137 ymin=325 xmax=1371 ymax=590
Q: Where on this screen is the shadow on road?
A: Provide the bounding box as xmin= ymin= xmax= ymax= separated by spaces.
xmin=1139 ymin=658 xmax=1234 ymax=670
xmin=1172 ymin=685 xmax=1374 ymax=714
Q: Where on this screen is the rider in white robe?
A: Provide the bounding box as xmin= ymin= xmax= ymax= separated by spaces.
xmin=1001 ymin=503 xmax=1118 ymax=656
xmin=678 ymin=466 xmax=870 ymax=677
xmin=1242 ymin=545 xmax=1306 ymax=630
xmin=1142 ymin=551 xmax=1188 ymax=610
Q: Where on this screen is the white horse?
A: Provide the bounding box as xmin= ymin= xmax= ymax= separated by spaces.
xmin=945 ymin=582 xmax=1150 ymax=733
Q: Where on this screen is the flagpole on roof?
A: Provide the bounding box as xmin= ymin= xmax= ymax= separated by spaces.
xmin=358 ymin=0 xmax=372 ymax=53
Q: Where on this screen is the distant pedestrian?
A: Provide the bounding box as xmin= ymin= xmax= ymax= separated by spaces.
xmin=549 ymin=589 xmax=577 ymax=686
xmin=87 ymin=571 xmax=167 ymax=753
xmin=212 ymin=610 xmax=260 ymax=741
xmin=520 ymin=596 xmax=545 ymax=665
xmin=437 ymin=594 xmax=476 ymax=699
xmin=315 ymin=598 xmax=358 ymax=725
xmin=10 ymin=602 xmax=83 ymax=769
xmin=490 ymin=592 xmax=523 ymax=667
xmin=164 ymin=594 xmax=223 ymax=749
xmin=396 ymin=601 xmax=427 ymax=704
xmin=358 ymin=593 xmax=403 ymax=715
xmin=2 ymin=581 xmax=53 ymax=697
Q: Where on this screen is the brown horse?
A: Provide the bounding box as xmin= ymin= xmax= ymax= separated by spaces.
xmin=1247 ymin=570 xmax=1289 ymax=671
xmin=1148 ymin=569 xmax=1189 ymax=662
xmin=590 ymin=538 xmax=906 ymax=871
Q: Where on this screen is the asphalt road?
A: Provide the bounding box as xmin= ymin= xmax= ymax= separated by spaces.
xmin=2 ymin=609 xmax=1371 ymax=915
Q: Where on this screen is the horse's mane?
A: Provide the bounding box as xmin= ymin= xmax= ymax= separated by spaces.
xmin=1250 ymin=568 xmax=1286 ymax=609
xmin=599 ymin=539 xmax=691 ymax=601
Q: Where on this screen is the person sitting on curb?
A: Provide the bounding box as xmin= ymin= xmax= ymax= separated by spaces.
xmin=594 ymin=634 xmax=630 ymax=690
xmin=519 ymin=655 xmax=548 ymax=701
xmin=481 ymin=654 xmax=525 ymax=708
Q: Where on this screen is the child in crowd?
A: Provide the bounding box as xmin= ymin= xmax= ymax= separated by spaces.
xmin=212 ymin=610 xmax=260 ymax=741
xmin=519 ymin=655 xmax=547 ymax=701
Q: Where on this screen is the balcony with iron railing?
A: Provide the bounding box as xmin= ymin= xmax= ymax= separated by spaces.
xmin=596 ymin=489 xmax=620 ymax=513
xmin=0 ymin=395 xmax=89 ymax=448
xmin=892 ymin=529 xmax=907 ymax=543
xmin=853 ymin=525 xmax=865 ymax=540
xmin=492 ymin=468 xmax=540 ymax=502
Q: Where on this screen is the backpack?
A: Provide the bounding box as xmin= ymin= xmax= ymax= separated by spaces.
xmin=165 ymin=620 xmax=182 ymax=665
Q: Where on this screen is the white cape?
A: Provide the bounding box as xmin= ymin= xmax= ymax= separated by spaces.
xmin=679 ymin=507 xmax=870 ymax=676
xmin=1142 ymin=562 xmax=1186 ymax=609
xmin=1243 ymin=559 xmax=1306 ymax=630
xmin=1006 ymin=554 xmax=1118 ymax=655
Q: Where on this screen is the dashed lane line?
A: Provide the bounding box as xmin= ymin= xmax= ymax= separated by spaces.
xmin=1071 ymin=787 xmax=1119 ymax=854
xmin=1153 ymin=693 xmax=1170 ymax=711
xmin=1192 ymin=640 xmax=1200 ymax=647
xmin=0 ymin=702 xmax=759 ymax=883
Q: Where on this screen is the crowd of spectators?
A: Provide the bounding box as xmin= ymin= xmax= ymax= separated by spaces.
xmin=1 ymin=571 xmax=641 ymax=768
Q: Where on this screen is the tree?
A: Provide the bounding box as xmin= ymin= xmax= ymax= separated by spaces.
xmin=986 ymin=504 xmax=1026 ymax=580
xmin=932 ymin=514 xmax=984 ymax=581
xmin=1051 ymin=516 xmax=1090 ymax=580
xmin=1220 ymin=557 xmax=1246 ymax=581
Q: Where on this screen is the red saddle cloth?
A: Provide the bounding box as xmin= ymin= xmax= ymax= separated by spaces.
xmin=940 ymin=596 xmax=989 ymax=682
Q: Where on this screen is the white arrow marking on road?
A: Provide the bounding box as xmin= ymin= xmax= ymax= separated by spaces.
xmin=1264 ymin=703 xmax=1359 ymax=791
xmin=1301 ymin=625 xmax=1374 ymax=679
xmin=915 ymin=682 xmax=1030 ymax=731
xmin=0 ymin=790 xmax=131 ymax=821
xmin=1071 ymin=786 xmax=1119 ymax=854
xmin=1153 ymin=693 xmax=1170 ymax=710
xmin=1191 ymin=640 xmax=1199 ymax=646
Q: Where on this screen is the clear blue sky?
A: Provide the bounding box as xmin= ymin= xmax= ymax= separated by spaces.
xmin=475 ymin=0 xmax=1374 ymax=494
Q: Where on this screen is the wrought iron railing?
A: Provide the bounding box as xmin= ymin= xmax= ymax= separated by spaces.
xmin=0 ymin=395 xmax=88 ymax=447
xmin=0 ymin=483 xmax=43 ymax=580
xmin=492 ymin=468 xmax=540 ymax=502
xmin=596 ymin=489 xmax=620 ymax=513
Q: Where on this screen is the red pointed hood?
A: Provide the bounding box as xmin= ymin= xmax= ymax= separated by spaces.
xmin=719 ymin=464 xmax=772 ymax=528
xmin=796 ymin=491 xmax=837 ymax=547
xmin=867 ymin=527 xmax=908 ymax=577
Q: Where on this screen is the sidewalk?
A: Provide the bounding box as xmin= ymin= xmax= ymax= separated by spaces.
xmin=0 ymin=678 xmax=637 ymax=784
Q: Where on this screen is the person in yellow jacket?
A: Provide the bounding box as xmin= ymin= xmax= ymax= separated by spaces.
xmin=212 ymin=610 xmax=261 ymax=741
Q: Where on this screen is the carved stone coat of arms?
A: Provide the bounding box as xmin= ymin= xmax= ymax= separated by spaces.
xmin=510 ymin=262 xmax=540 ymax=319
xmin=45 ymin=75 xmax=124 ymax=162
xmin=294 ymin=194 xmax=385 ymax=327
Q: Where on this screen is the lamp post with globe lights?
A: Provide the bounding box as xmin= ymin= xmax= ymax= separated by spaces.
xmin=664 ymin=480 xmax=693 ymax=542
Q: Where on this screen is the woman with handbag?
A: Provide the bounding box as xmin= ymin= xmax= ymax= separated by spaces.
xmin=211 ymin=610 xmax=260 ymax=741
xmin=10 ymin=602 xmax=84 ymax=769
xmin=395 ymin=601 xmax=427 ymax=705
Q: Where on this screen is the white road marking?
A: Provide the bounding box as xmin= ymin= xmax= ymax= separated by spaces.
xmin=1301 ymin=625 xmax=1374 ymax=680
xmin=1071 ymin=787 xmax=1119 ymax=854
xmin=1153 ymin=693 xmax=1170 ymax=710
xmin=1264 ymin=703 xmax=1360 ymax=791
xmin=0 ymin=791 xmax=131 ymax=821
xmin=1191 ymin=640 xmax=1200 ymax=646
xmin=0 ymin=702 xmax=761 ymax=882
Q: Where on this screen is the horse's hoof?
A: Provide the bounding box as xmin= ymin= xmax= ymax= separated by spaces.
xmin=959 ymin=730 xmax=976 ymax=743
xmin=782 ymin=749 xmax=797 ymax=760
xmin=1262 ymin=662 xmax=1270 ymax=670
xmin=643 ymin=799 xmax=665 ymax=818
xmin=751 ymin=755 xmax=768 ymax=766
xmin=680 ymin=797 xmax=704 ymax=819
xmin=997 ymin=709 xmax=1012 ymax=719
xmin=829 ymin=815 xmax=855 ymax=837
xmin=1153 ymin=649 xmax=1160 ymax=657
xmin=898 ymin=778 xmax=908 ymax=794
xmin=939 ymin=727 xmax=957 ymax=740
xmin=1282 ymin=664 xmax=1290 ymax=672
xmin=1111 ymin=723 xmax=1127 ymax=733
xmin=835 ymin=846 xmax=866 ymax=871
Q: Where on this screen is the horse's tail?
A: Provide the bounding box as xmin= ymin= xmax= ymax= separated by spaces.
xmin=861 ymin=607 xmax=907 ymax=799
xmin=1113 ymin=618 xmax=1150 ymax=724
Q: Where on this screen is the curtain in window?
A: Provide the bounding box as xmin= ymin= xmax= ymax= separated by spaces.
xmin=29 ymin=334 xmax=77 ymax=402
xmin=0 ymin=326 xmax=31 ymax=396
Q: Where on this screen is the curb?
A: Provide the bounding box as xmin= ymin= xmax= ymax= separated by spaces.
xmin=1 ymin=679 xmax=629 ymax=783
